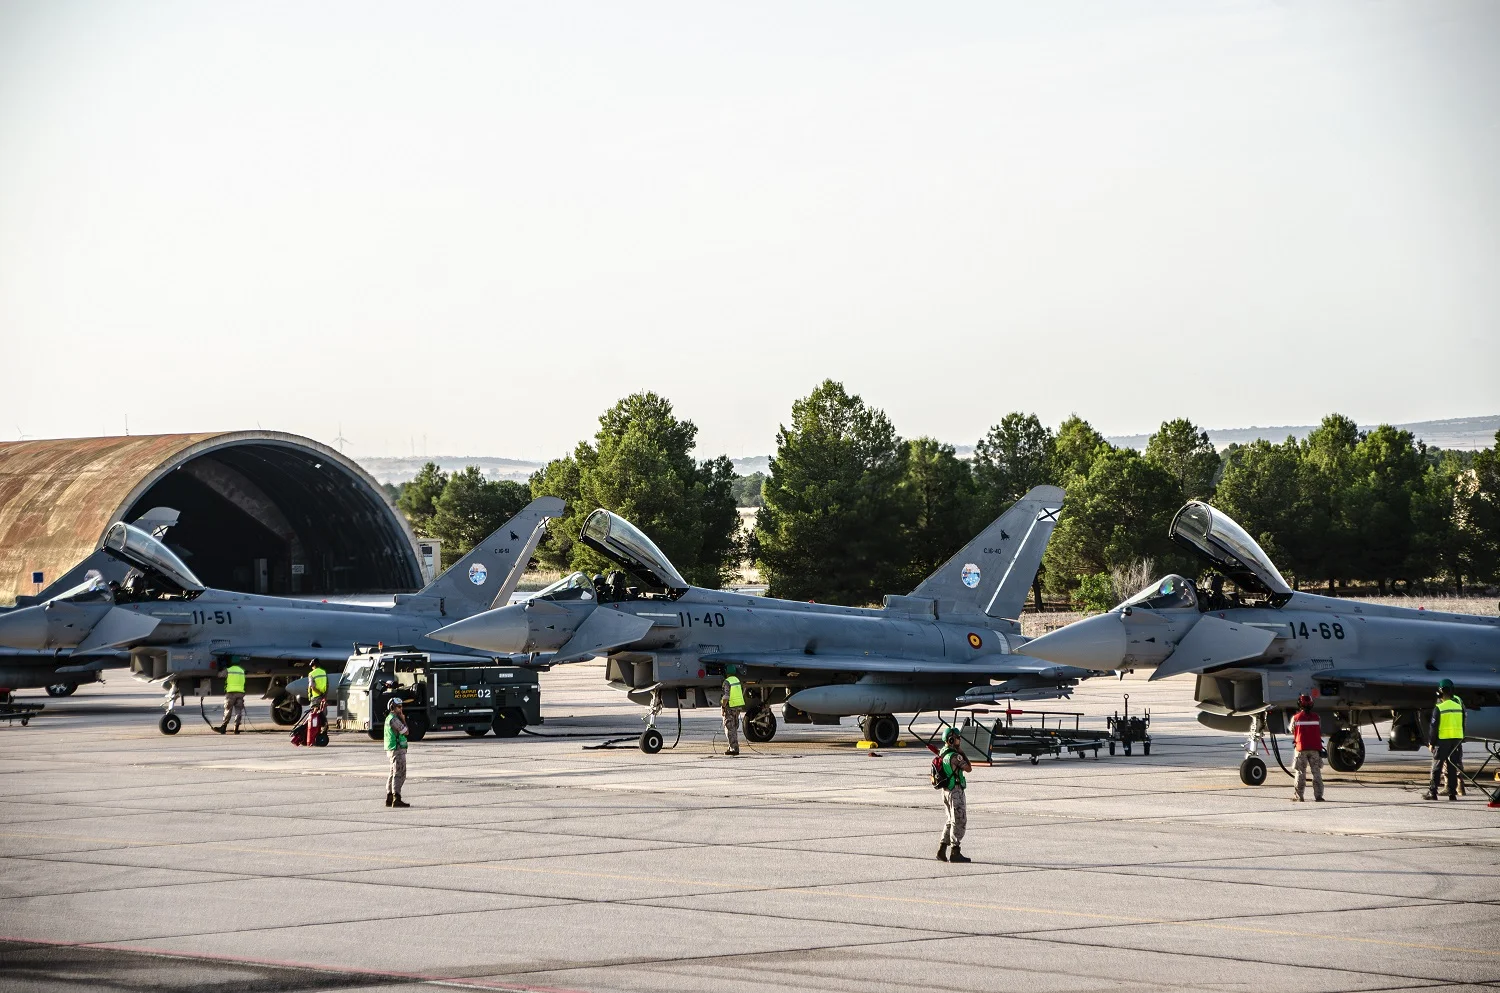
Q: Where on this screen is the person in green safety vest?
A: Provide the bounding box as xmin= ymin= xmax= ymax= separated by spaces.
xmin=220 ymin=662 xmax=247 ymax=734
xmin=721 ymin=665 xmax=746 ymax=756
xmin=384 ymin=697 xmax=411 ymax=808
xmin=935 ymin=727 xmax=973 ymax=863
xmin=1424 ymin=679 xmax=1466 ymax=801
xmin=307 ymin=663 xmax=329 ymax=704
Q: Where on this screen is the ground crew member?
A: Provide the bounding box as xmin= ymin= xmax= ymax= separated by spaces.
xmin=385 ymin=697 xmax=410 ymax=808
xmin=936 ymin=727 xmax=972 ymax=863
xmin=721 ymin=665 xmax=746 ymax=756
xmin=220 ymin=662 xmax=246 ymax=734
xmin=1425 ymin=679 xmax=1465 ymax=801
xmin=1289 ymin=694 xmax=1324 ymax=802
xmin=307 ymin=662 xmax=328 ymax=704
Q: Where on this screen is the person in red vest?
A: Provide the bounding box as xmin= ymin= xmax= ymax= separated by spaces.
xmin=1289 ymin=694 xmax=1325 ymax=802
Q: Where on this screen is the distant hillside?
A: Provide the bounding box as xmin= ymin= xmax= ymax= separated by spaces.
xmin=360 ymin=415 xmax=1498 ymax=485
xmin=358 ymin=456 xmax=544 ymax=485
xmin=1106 ymin=415 xmax=1500 ymax=452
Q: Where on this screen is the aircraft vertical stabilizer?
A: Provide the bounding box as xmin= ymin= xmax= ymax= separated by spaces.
xmin=418 ymin=497 xmax=565 ymax=616
xmin=908 ymin=485 xmax=1064 ymax=621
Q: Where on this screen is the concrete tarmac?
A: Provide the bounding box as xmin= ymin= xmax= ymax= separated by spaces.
xmin=1 ymin=664 xmax=1497 ymax=992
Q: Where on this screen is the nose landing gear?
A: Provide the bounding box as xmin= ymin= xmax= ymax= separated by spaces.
xmin=1327 ymin=728 xmax=1366 ymax=772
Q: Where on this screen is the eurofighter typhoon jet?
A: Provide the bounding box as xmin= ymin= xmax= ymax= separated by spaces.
xmin=1017 ymin=501 xmax=1500 ymax=785
xmin=430 ymin=487 xmax=1098 ymax=752
xmin=0 ymin=497 xmax=564 ymax=734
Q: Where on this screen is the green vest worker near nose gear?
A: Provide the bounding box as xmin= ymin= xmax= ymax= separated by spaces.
xmin=1425 ymin=680 xmax=1466 ymax=801
xmin=308 ymin=665 xmax=328 ymax=701
xmin=220 ymin=663 xmax=247 ymax=734
xmin=721 ymin=667 xmax=746 ymax=756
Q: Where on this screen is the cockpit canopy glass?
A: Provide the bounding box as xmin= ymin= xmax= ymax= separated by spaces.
xmin=1169 ymin=502 xmax=1291 ymax=596
xmin=578 ymin=509 xmax=688 ymax=593
xmin=100 ymin=522 xmax=204 ymax=593
xmin=533 ymin=571 xmax=596 ymax=602
xmin=48 ymin=574 xmax=112 ymax=605
xmin=1122 ymin=574 xmax=1197 ymax=611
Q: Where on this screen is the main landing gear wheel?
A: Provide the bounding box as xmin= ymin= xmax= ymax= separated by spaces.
xmin=639 ymin=727 xmax=664 ymax=754
xmin=1239 ymin=755 xmax=1267 ymax=786
xmin=159 ymin=713 xmax=182 ymax=736
xmin=744 ymin=709 xmax=777 ymax=743
xmin=862 ymin=714 xmax=900 ymax=748
xmin=1327 ymin=729 xmax=1366 ymax=772
xmin=270 ymin=695 xmax=302 ymax=726
xmin=45 ymin=683 xmax=77 ymax=697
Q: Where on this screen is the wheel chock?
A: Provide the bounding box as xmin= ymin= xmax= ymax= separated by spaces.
xmin=856 ymin=740 xmax=877 ymax=749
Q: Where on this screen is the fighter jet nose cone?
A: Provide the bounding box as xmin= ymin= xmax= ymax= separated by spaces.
xmin=0 ymin=606 xmax=50 ymax=649
xmin=1018 ymin=612 xmax=1126 ymax=671
xmin=429 ymin=605 xmax=530 ymax=653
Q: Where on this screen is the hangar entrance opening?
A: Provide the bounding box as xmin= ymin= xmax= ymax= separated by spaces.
xmin=121 ymin=442 xmax=419 ymax=596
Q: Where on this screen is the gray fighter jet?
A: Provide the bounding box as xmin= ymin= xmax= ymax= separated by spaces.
xmin=0 ymin=507 xmax=182 ymax=696
xmin=0 ymin=497 xmax=564 ymax=733
xmin=429 ymin=487 xmax=1096 ymax=751
xmin=1016 ymin=501 xmax=1500 ymax=784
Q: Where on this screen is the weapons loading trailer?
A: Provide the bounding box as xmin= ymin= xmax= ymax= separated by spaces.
xmin=0 ymin=692 xmax=43 ymax=727
xmin=911 ymin=706 xmax=1111 ymax=764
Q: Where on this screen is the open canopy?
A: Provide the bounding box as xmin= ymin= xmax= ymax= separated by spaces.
xmin=578 ymin=509 xmax=688 ymax=593
xmin=1169 ymin=502 xmax=1291 ymax=597
xmin=100 ymin=521 xmax=204 ymax=594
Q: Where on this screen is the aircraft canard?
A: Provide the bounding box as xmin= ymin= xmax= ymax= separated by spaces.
xmin=430 ymin=487 xmax=1096 ymax=751
xmin=1016 ymin=500 xmax=1500 ymax=784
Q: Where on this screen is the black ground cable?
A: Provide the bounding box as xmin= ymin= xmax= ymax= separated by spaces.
xmin=581 ymin=704 xmax=684 ymax=750
xmin=1267 ymin=723 xmax=1294 ymax=778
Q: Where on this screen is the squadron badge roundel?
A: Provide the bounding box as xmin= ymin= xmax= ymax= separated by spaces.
xmin=967 ymin=632 xmax=983 ymax=650
xmin=468 ymin=562 xmax=488 ymax=586
xmin=960 ymin=563 xmax=981 ymax=588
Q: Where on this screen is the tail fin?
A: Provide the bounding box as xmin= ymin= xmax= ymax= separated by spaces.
xmin=418 ymin=496 xmax=565 ymax=617
xmin=908 ymin=485 xmax=1064 ymax=621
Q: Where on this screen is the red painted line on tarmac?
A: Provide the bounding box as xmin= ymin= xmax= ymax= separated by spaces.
xmin=0 ymin=933 xmax=591 ymax=993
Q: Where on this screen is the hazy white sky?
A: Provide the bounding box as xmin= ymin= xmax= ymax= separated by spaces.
xmin=2 ymin=1 xmax=1496 ymax=461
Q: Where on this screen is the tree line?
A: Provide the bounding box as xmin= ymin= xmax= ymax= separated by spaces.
xmin=385 ymin=382 xmax=1500 ymax=608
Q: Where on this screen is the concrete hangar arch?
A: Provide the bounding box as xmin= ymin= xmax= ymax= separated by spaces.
xmin=0 ymin=431 xmax=422 ymax=606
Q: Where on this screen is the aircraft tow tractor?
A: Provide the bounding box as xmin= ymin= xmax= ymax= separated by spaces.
xmin=336 ymin=648 xmax=542 ymax=741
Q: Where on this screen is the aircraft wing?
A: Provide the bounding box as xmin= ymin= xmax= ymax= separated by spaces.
xmin=700 ymin=651 xmax=1083 ymax=679
xmin=1316 ymin=668 xmax=1500 ymax=693
xmin=208 ymin=646 xmax=505 ymax=666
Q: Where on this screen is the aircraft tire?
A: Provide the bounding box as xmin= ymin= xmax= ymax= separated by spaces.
xmin=1143 ymin=742 xmax=1151 ymax=756
xmin=1328 ymin=730 xmax=1365 ymax=772
xmin=159 ymin=713 xmax=182 ymax=736
xmin=492 ymin=708 xmax=525 ymax=738
xmin=45 ymin=683 xmax=77 ymax=697
xmin=745 ymin=710 xmax=777 ymax=743
xmin=640 ymin=727 xmax=664 ymax=754
xmin=1108 ymin=741 xmax=1116 ymax=756
xmin=865 ymin=714 xmax=900 ymax=748
xmin=1239 ymin=755 xmax=1267 ymax=786
xmin=270 ymin=695 xmax=302 ymax=726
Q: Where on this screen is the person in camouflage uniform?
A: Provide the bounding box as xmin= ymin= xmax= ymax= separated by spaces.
xmin=384 ymin=697 xmax=410 ymax=808
xmin=721 ymin=665 xmax=746 ymax=756
xmin=936 ymin=727 xmax=972 ymax=863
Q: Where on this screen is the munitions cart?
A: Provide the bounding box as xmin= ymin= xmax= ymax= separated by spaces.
xmin=1106 ymin=694 xmax=1151 ymax=756
xmin=914 ymin=707 xmax=1110 ymax=765
xmin=0 ymin=693 xmax=43 ymax=727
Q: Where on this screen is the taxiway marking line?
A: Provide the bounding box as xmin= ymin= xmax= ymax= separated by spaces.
xmin=5 ymin=828 xmax=1497 ymax=958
